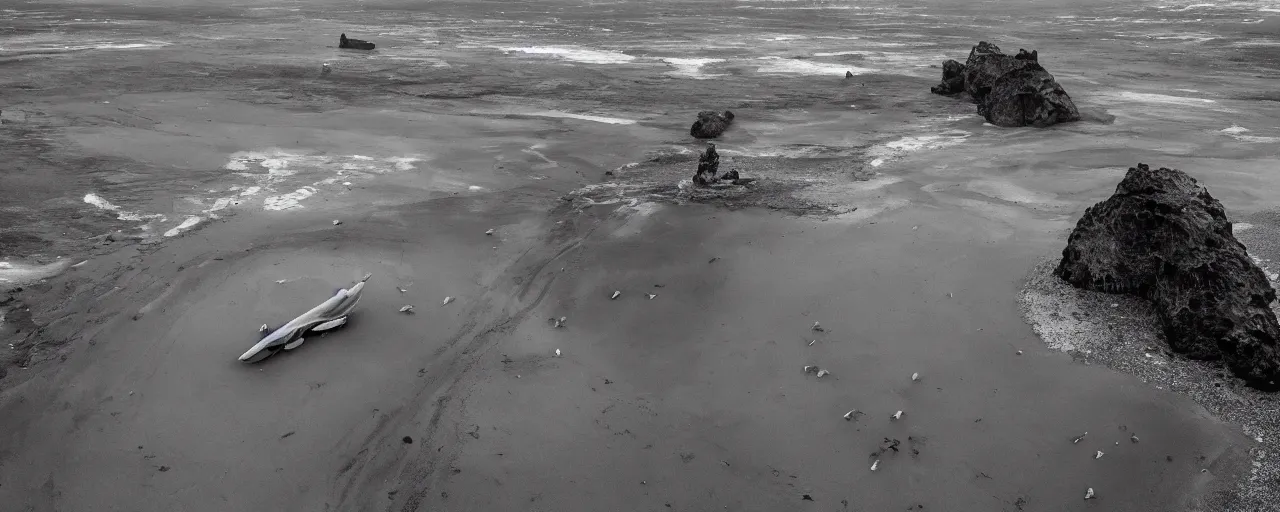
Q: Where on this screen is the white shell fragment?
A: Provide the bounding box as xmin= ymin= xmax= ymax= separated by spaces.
xmin=1073 ymin=432 xmax=1088 ymax=444
xmin=911 ymin=372 xmax=920 ymax=381
xmin=259 ymin=324 xmax=269 ymax=333
xmin=485 ymin=228 xmax=495 ymax=235
xmin=1131 ymin=434 xmax=1140 ymax=443
xmin=1016 ymin=350 xmax=1023 ymax=355
xmin=554 ymin=349 xmax=561 ymax=357
xmin=397 ymin=286 xmax=407 ymax=293
xmin=891 ymin=411 xmax=903 ymax=421
xmin=1095 ymin=451 xmax=1104 ymax=460
xmin=808 ymin=339 xmax=817 ymax=346
xmin=870 ymin=459 xmax=880 ymax=471
xmin=843 ymin=409 xmax=858 ymax=421
xmin=816 ymin=369 xmax=830 ymax=378
xmin=611 ymin=290 xmax=621 ymax=300
xmin=442 ymin=296 xmax=454 ymax=306
xmin=647 ymin=293 xmax=656 ymax=300
xmin=332 ymin=220 xmax=342 ymax=226
xmin=1084 ymin=488 xmax=1095 ymax=500
xmin=275 ymin=279 xmax=287 ymax=284
xmin=399 ymin=305 xmax=415 ymax=313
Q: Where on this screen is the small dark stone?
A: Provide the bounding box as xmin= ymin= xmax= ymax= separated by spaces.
xmin=845 ymin=70 xmax=854 ymax=78
xmin=1168 ymin=455 xmax=1174 ymax=462
xmin=158 ymin=466 xmax=170 ymax=472
xmin=693 ymin=144 xmax=720 ymax=186
xmin=720 ymin=169 xmax=740 ymax=181
xmin=929 ymin=59 xmax=966 ymax=95
xmin=402 ymin=436 xmax=413 ymax=444
xmin=690 ymin=110 xmax=734 ymax=139
xmin=802 ymin=494 xmax=814 ymax=501
xmin=280 ymin=431 xmax=295 ymax=439
xmin=1057 ymin=164 xmax=1280 ymax=390
xmin=339 ymin=33 xmax=376 ymax=51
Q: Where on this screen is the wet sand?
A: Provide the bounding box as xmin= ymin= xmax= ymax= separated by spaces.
xmin=2 ymin=0 xmax=1280 ymax=510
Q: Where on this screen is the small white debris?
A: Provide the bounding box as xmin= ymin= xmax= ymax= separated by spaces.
xmin=128 ymin=391 xmax=135 ymax=396
xmin=891 ymin=411 xmax=903 ymax=421
xmin=808 ymin=339 xmax=816 ymax=346
xmin=397 ymin=286 xmax=407 ymax=293
xmin=442 ymin=296 xmax=454 ymax=306
xmin=1095 ymin=451 xmax=1104 ymax=459
xmin=1131 ymin=434 xmax=1140 ymax=443
xmin=912 ymin=225 xmax=918 ymax=230
xmin=1111 ymin=303 xmax=1118 ymax=308
xmin=843 ymin=409 xmax=858 ymax=421
xmin=870 ymin=459 xmax=880 ymax=471
xmin=803 ymin=365 xmax=818 ymax=374
xmin=611 ymin=290 xmax=621 ymax=300
xmin=911 ymin=372 xmax=920 ymax=382
xmin=812 ymin=321 xmax=824 ymax=332
xmin=554 ymin=348 xmax=561 ymax=357
xmin=816 ymin=369 xmax=830 ymax=378
xmin=332 ymin=220 xmax=342 ymax=226
xmin=485 ymin=228 xmax=495 ymax=235
xmin=1084 ymin=488 xmax=1095 ymax=500
xmin=275 ymin=279 xmax=287 ymax=284
xmin=1073 ymin=432 xmax=1088 ymax=444
xmin=399 ymin=305 xmax=415 ymax=313
xmin=259 ymin=324 xmax=269 ymax=333
xmin=647 ymin=293 xmax=656 ymax=300
xmin=1016 ymin=350 xmax=1023 ymax=355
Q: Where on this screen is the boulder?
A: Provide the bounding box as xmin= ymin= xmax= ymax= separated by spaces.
xmin=339 ymin=33 xmax=376 ymax=50
xmin=1055 ymin=163 xmax=1280 ymax=391
xmin=931 ymin=41 xmax=1079 ymax=127
xmin=929 ymin=59 xmax=966 ymax=95
xmin=693 ymin=144 xmax=720 ymax=186
xmin=978 ymin=64 xmax=1081 ymax=127
xmin=690 ymin=110 xmax=734 ymax=139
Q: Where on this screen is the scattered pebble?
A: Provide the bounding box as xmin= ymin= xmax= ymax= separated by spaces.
xmin=1016 ymin=350 xmax=1023 ymax=355
xmin=552 ymin=316 xmax=566 ymax=328
xmin=803 ymin=365 xmax=818 ymax=374
xmin=158 ymin=466 xmax=170 ymax=472
xmin=891 ymin=411 xmax=903 ymax=421
xmin=802 ymin=494 xmax=814 ymax=501
xmin=1084 ymin=488 xmax=1095 ymax=500
xmin=870 ymin=459 xmax=880 ymax=471
xmin=611 ymin=290 xmax=621 ymax=300
xmin=442 ymin=296 xmax=454 ymax=306
xmin=402 ymin=436 xmax=413 ymax=444
xmin=399 ymin=305 xmax=415 ymax=314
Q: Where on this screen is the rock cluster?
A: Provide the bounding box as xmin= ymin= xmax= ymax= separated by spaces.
xmin=932 ymin=41 xmax=1079 ymax=128
xmin=1055 ymin=163 xmax=1280 ymax=391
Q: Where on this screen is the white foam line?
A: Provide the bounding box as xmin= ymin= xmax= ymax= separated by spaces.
xmin=1117 ymin=91 xmax=1216 ymax=106
xmin=83 ymin=193 xmax=166 ymax=222
xmin=163 ymin=216 xmax=202 ymax=237
xmin=526 ymin=111 xmax=637 ymax=125
xmin=499 ymin=46 xmax=635 ymax=64
xmin=660 ymin=57 xmax=725 ymax=79
xmin=756 ymin=57 xmax=876 ymax=76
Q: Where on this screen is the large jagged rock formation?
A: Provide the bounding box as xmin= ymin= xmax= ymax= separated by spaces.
xmin=932 ymin=41 xmax=1079 ymax=128
xmin=690 ymin=110 xmax=734 ymax=139
xmin=339 ymin=33 xmax=375 ymax=50
xmin=1055 ymin=163 xmax=1280 ymax=391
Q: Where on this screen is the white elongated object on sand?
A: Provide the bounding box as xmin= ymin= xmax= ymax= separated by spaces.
xmin=1084 ymin=488 xmax=1095 ymax=500
xmin=843 ymin=409 xmax=857 ymax=421
xmin=891 ymin=411 xmax=903 ymax=421
xmin=239 ymin=273 xmax=371 ymax=363
xmin=611 ymin=290 xmax=621 ymax=300
xmin=816 ymin=369 xmax=830 ymax=378
xmin=911 ymin=372 xmax=920 ymax=381
xmin=399 ymin=305 xmax=415 ymax=313
xmin=442 ymin=296 xmax=454 ymax=306
xmin=870 ymin=459 xmax=880 ymax=471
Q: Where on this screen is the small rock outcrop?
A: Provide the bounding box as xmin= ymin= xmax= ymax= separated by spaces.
xmin=339 ymin=33 xmax=376 ymax=50
xmin=929 ymin=59 xmax=966 ymax=95
xmin=931 ymin=41 xmax=1079 ymax=128
xmin=1055 ymin=163 xmax=1280 ymax=391
xmin=693 ymin=144 xmax=720 ymax=186
xmin=690 ymin=110 xmax=734 ymax=139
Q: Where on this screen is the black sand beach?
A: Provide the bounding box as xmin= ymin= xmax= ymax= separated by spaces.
xmin=2 ymin=0 xmax=1280 ymax=510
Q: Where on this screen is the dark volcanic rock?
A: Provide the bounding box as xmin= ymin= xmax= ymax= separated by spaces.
xmin=931 ymin=41 xmax=1079 ymax=127
xmin=1055 ymin=163 xmax=1280 ymax=391
xmin=339 ymin=33 xmax=376 ymax=51
xmin=693 ymin=144 xmax=720 ymax=186
xmin=930 ymin=59 xmax=967 ymax=95
xmin=690 ymin=110 xmax=734 ymax=139
xmin=978 ymin=64 xmax=1081 ymax=127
